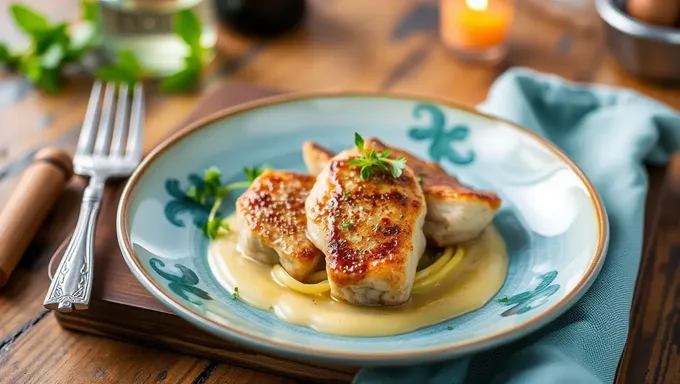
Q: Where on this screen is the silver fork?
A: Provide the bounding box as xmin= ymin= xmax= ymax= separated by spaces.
xmin=44 ymin=81 xmax=144 ymax=312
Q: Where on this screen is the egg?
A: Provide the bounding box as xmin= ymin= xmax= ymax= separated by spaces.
xmin=628 ymin=0 xmax=680 ymax=27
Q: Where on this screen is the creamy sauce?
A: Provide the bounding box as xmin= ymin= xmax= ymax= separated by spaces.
xmin=208 ymin=214 xmax=508 ymax=337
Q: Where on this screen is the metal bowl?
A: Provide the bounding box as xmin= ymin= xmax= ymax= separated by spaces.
xmin=596 ymin=0 xmax=680 ymax=82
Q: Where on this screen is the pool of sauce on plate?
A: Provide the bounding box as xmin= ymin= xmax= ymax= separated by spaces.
xmin=208 ymin=214 xmax=508 ymax=337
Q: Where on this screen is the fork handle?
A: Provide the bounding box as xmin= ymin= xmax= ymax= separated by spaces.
xmin=43 ymin=177 xmax=104 ymax=312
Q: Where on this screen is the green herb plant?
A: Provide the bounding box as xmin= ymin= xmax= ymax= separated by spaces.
xmin=186 ymin=164 xmax=268 ymax=240
xmin=96 ymin=9 xmax=208 ymax=92
xmin=1 ymin=2 xmax=208 ymax=93
xmin=160 ymin=9 xmax=207 ymax=92
xmin=0 ymin=1 xmax=100 ymax=93
xmin=348 ymin=133 xmax=407 ymax=180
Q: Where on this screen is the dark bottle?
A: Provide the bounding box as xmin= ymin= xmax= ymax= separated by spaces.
xmin=213 ymin=0 xmax=306 ymax=38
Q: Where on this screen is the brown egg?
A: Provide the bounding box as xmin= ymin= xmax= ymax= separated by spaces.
xmin=628 ymin=0 xmax=680 ymax=27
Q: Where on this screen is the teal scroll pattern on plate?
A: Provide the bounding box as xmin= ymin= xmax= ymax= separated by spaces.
xmin=150 ymin=258 xmax=212 ymax=305
xmin=498 ymin=271 xmax=560 ymax=316
xmin=408 ymin=103 xmax=475 ymax=165
xmin=164 ymin=174 xmax=212 ymax=230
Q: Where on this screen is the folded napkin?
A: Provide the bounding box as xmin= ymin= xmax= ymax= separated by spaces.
xmin=355 ymin=68 xmax=680 ymax=384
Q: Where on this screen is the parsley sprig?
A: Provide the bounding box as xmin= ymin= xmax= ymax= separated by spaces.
xmin=186 ymin=164 xmax=268 ymax=239
xmin=348 ymin=133 xmax=407 ymax=180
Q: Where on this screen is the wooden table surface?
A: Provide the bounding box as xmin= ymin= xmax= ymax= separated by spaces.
xmin=0 ymin=0 xmax=678 ymax=383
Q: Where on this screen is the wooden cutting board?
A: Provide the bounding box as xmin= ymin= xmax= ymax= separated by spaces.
xmin=50 ymin=82 xmax=357 ymax=383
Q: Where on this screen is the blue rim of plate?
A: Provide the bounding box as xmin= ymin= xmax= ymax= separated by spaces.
xmin=116 ymin=91 xmax=609 ymax=364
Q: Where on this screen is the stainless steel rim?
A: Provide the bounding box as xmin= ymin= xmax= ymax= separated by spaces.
xmin=596 ymin=0 xmax=680 ymax=43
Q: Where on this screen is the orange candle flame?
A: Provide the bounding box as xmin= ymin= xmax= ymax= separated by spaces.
xmin=466 ymin=0 xmax=488 ymax=11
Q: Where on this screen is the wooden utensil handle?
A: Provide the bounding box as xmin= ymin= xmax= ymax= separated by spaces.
xmin=0 ymin=148 xmax=73 ymax=288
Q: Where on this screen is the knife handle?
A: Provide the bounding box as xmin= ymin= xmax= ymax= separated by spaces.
xmin=0 ymin=148 xmax=73 ymax=288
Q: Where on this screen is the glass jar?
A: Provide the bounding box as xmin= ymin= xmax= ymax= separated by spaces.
xmin=97 ymin=0 xmax=217 ymax=75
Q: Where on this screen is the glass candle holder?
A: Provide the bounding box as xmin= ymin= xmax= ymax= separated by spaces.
xmin=440 ymin=0 xmax=515 ymax=62
xmin=98 ymin=0 xmax=218 ymax=75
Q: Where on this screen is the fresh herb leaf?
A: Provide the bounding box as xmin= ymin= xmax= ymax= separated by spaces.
xmin=447 ymin=326 xmax=453 ymax=331
xmin=0 ymin=42 xmax=20 ymax=69
xmin=160 ymin=55 xmax=201 ymax=92
xmin=341 ymin=221 xmax=354 ymax=230
xmin=1 ymin=3 xmax=209 ymax=95
xmin=118 ymin=49 xmax=142 ymax=74
xmin=192 ymin=164 xmax=270 ymax=239
xmin=67 ymin=0 xmax=100 ymax=55
xmin=269 ymin=305 xmax=274 ymax=310
xmin=41 ymin=44 xmax=65 ymax=68
xmin=388 ymin=157 xmax=407 ymax=178
xmin=81 ymin=0 xmax=98 ymax=24
xmin=232 ymin=286 xmax=240 ymax=300
xmin=10 ymin=4 xmax=50 ymax=35
xmin=161 ymin=9 xmax=205 ymax=93
xmin=203 ymin=166 xmax=223 ymax=196
xmin=343 ymin=191 xmax=352 ymax=200
xmin=173 ymin=9 xmax=202 ymax=52
xmin=203 ymin=217 xmax=230 ymax=240
xmin=95 ymin=49 xmax=144 ymax=88
xmin=3 ymin=2 xmax=98 ymax=93
xmin=497 ymin=297 xmax=510 ymax=303
xmin=354 ymin=132 xmax=365 ymax=156
xmin=348 ymin=133 xmax=407 ymax=180
xmin=244 ymin=164 xmax=269 ymax=182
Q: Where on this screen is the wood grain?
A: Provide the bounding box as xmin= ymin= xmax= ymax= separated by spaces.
xmin=0 ymin=0 xmax=678 ymax=383
xmin=0 ymin=314 xmax=294 ymax=384
xmin=616 ymin=157 xmax=680 ymax=384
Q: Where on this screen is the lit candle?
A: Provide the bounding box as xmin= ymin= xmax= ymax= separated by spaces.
xmin=440 ymin=0 xmax=515 ymax=60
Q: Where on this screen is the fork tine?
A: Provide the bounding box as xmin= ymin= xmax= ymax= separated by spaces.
xmin=109 ymin=83 xmax=129 ymax=157
xmin=126 ymin=83 xmax=144 ymax=160
xmin=76 ymin=81 xmax=103 ymax=155
xmin=93 ymin=82 xmax=116 ymax=156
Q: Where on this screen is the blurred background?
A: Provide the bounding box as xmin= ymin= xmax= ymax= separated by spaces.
xmin=0 ymin=0 xmax=677 ymax=105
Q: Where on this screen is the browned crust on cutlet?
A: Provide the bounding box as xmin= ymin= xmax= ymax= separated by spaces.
xmin=363 ymin=138 xmax=501 ymax=210
xmin=302 ymin=141 xmax=334 ymax=175
xmin=236 ymin=170 xmax=321 ymax=263
xmin=309 ymin=153 xmax=425 ymax=286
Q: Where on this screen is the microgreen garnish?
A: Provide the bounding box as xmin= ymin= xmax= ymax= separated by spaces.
xmin=447 ymin=326 xmax=453 ymax=331
xmin=348 ymin=133 xmax=407 ymax=180
xmin=188 ymin=164 xmax=268 ymax=239
xmin=244 ymin=163 xmax=270 ymax=181
xmin=232 ymin=286 xmax=240 ymax=300
xmin=497 ymin=297 xmax=510 ymax=303
xmin=341 ymin=221 xmax=354 ymax=230
xmin=343 ymin=191 xmax=352 ymax=200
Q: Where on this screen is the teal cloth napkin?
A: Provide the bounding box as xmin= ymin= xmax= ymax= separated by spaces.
xmin=355 ymin=68 xmax=680 ymax=384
